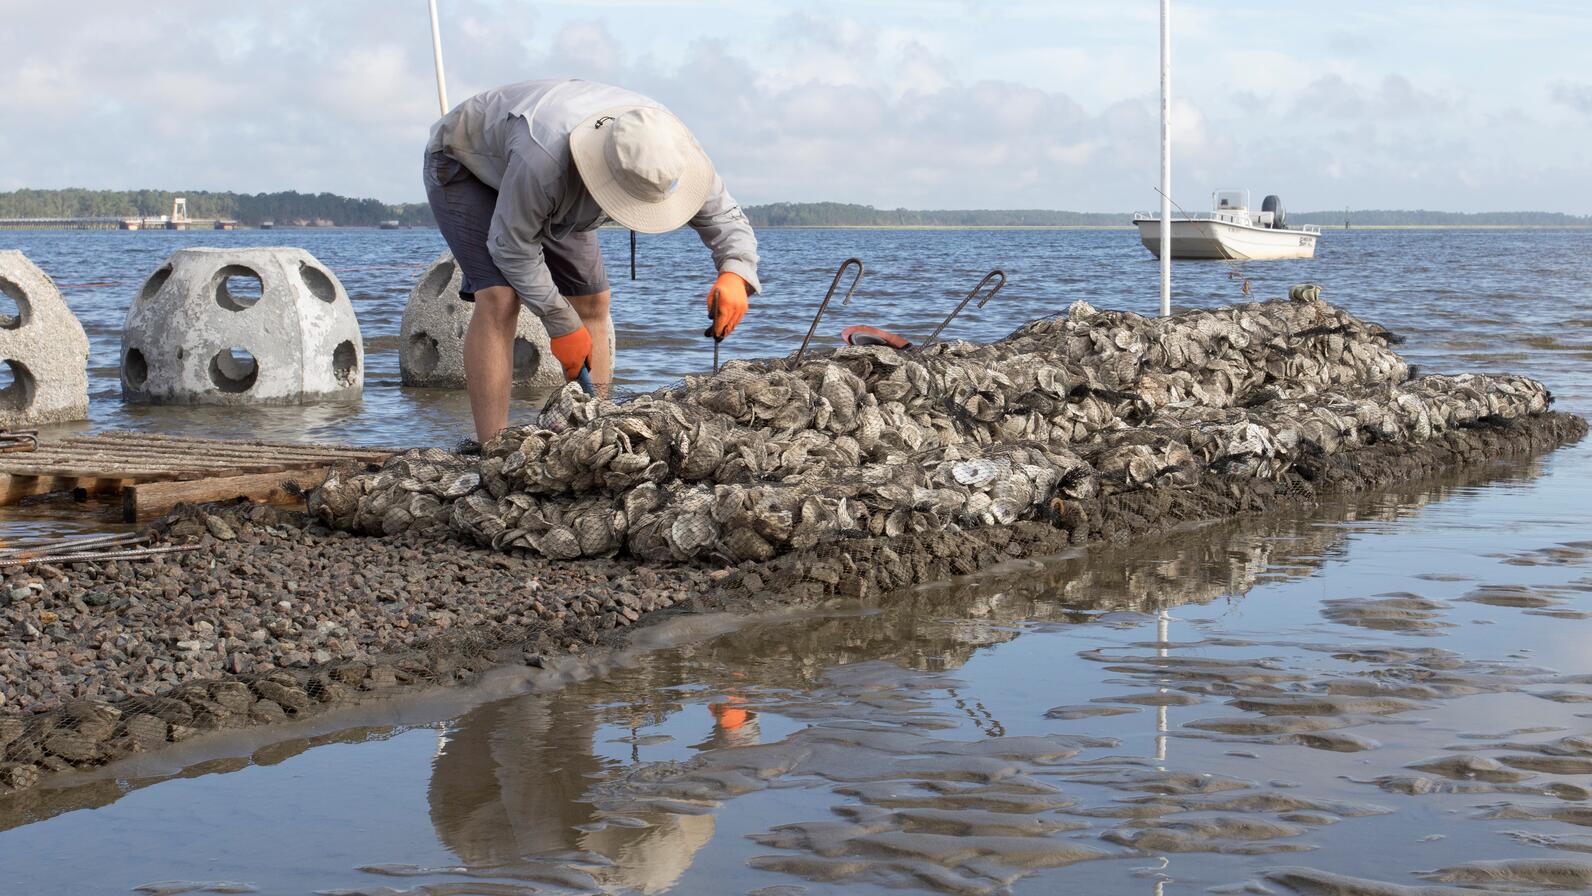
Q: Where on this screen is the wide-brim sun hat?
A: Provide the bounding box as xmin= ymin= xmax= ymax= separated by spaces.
xmin=570 ymin=105 xmax=715 ymax=234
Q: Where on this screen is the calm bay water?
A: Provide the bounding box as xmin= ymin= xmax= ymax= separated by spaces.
xmin=3 ymin=226 xmax=1587 ymax=446
xmin=1 ymin=227 xmax=1591 ymax=895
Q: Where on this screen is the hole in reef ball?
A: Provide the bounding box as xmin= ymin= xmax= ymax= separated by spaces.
xmin=420 ymin=258 xmax=457 ymax=300
xmin=124 ymin=347 xmax=149 ymax=388
xmin=408 ymin=332 xmax=440 ymax=378
xmin=214 ymin=265 xmax=264 ymax=312
xmin=209 ymin=346 xmax=259 ymax=393
xmin=0 ymin=359 xmax=37 ymax=411
xmin=0 ymin=276 xmax=32 ymax=330
xmin=332 ymin=340 xmax=358 ymax=386
xmin=138 ymin=264 xmax=172 ymax=306
xmin=300 ymin=262 xmax=337 ymax=303
xmin=513 ymin=336 xmax=540 ymax=376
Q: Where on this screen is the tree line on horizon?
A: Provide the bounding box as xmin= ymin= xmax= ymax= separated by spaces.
xmin=0 ymin=188 xmax=432 ymax=227
xmin=1 ymin=190 xmax=1587 ymax=228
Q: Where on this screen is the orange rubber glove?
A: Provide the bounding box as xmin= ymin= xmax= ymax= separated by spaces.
xmin=548 ymin=327 xmax=593 ymax=381
xmin=707 ymin=272 xmax=749 ymax=339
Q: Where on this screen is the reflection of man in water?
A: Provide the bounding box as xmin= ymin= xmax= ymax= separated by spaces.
xmin=428 ymin=691 xmax=722 ymax=893
xmin=705 ymin=696 xmax=761 ymax=749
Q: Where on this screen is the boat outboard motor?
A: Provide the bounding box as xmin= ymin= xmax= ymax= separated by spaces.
xmin=1261 ymin=195 xmax=1286 ymax=229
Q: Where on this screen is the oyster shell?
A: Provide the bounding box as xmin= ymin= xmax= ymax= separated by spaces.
xmin=309 ymin=292 xmax=1555 ymax=567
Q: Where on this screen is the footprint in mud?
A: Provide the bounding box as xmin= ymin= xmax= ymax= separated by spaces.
xmin=1319 ymin=593 xmax=1452 ymax=633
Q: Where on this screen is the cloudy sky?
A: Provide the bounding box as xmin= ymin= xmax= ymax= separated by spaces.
xmin=3 ymin=0 xmax=1588 ymax=212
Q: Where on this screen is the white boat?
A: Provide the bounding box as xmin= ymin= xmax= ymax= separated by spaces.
xmin=1134 ymin=190 xmax=1320 ymax=260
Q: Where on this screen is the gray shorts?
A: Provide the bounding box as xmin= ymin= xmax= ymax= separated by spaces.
xmin=423 ymin=151 xmax=609 ymax=302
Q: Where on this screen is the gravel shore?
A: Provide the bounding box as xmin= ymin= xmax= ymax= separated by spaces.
xmin=0 ymin=410 xmax=1584 ymax=794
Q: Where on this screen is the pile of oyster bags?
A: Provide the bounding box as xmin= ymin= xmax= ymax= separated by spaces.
xmin=311 ymin=287 xmax=1552 ymax=562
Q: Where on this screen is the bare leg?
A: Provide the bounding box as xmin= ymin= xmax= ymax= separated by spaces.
xmin=567 ymin=290 xmax=614 ymax=396
xmin=463 ymin=286 xmax=519 ymax=443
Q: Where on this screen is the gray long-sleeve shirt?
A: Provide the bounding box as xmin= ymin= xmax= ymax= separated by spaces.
xmin=426 ymin=79 xmax=760 ymax=337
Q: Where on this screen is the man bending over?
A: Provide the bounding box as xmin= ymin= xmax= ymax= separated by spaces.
xmin=424 ymin=78 xmax=760 ymax=444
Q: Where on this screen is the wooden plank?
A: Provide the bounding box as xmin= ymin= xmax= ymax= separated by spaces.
xmin=0 ymin=452 xmax=294 ymax=477
xmin=50 ymin=440 xmax=344 ymax=465
xmin=0 ymin=431 xmax=396 ymax=514
xmin=121 ymin=467 xmax=334 ymax=522
xmin=99 ymin=430 xmax=384 ymax=450
xmin=0 ymin=437 xmax=393 ymax=478
xmin=0 ymin=450 xmax=280 ymax=472
xmin=55 ymin=435 xmax=387 ymax=462
xmin=91 ymin=432 xmax=397 ymax=460
xmin=0 ymin=465 xmax=199 ymax=482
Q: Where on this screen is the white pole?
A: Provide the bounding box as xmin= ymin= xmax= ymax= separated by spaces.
xmin=1158 ymin=0 xmax=1172 ymax=317
xmin=428 ymin=0 xmax=449 ymax=115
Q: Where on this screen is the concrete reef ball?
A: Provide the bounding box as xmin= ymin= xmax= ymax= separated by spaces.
xmin=121 ymin=247 xmax=364 ymax=405
xmin=0 ymin=251 xmax=91 ymax=427
xmin=400 ymin=251 xmax=563 ymax=389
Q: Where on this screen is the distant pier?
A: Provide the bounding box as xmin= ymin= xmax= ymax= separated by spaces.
xmin=0 ymin=196 xmax=236 ymax=230
xmin=0 ymin=217 xmax=248 ymax=230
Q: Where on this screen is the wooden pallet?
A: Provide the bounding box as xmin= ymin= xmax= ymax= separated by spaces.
xmin=0 ymin=432 xmax=397 ymax=522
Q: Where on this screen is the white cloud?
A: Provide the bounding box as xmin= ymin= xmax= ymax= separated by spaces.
xmin=1552 ymin=81 xmax=1592 ymax=116
xmin=0 ymin=1 xmax=1587 ymax=212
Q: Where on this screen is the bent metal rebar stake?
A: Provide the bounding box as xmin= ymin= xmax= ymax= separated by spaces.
xmin=919 ymin=270 xmax=1008 ymax=351
xmin=793 ymin=257 xmax=864 ymax=366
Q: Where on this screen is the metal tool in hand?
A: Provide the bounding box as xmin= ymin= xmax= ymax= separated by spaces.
xmin=918 ymin=269 xmax=1007 ymax=351
xmin=793 ymin=257 xmax=864 ymax=365
xmin=704 ymin=287 xmax=722 ymax=373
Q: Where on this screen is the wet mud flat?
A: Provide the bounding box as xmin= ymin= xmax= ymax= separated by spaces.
xmin=0 ymin=404 xmax=1583 ymax=798
xmin=6 ymin=441 xmax=1592 ymax=895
